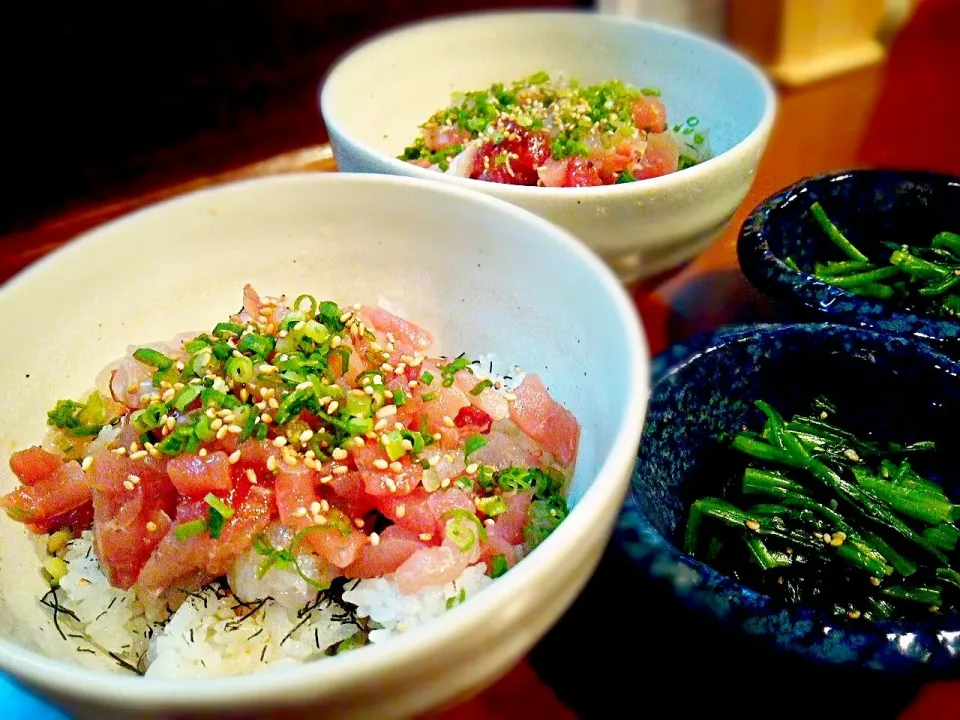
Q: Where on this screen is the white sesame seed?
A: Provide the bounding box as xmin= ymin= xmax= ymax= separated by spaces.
xmin=376 ymin=405 xmax=398 ymax=419
xmin=483 ymin=518 xmax=495 ymax=527
xmin=385 ymin=477 xmax=398 ymax=492
xmin=333 ymin=465 xmax=349 ymax=475
xmin=389 ymin=461 xmax=403 ymax=473
xmin=373 ymin=458 xmax=389 ymax=470
xmin=266 ymin=456 xmax=278 ymax=472
xmin=419 ymin=533 xmax=433 ymax=541
xmin=327 ymin=401 xmax=340 ymax=414
xmin=294 ymin=507 xmax=308 ymax=518
xmin=245 ymin=468 xmax=258 ymax=485
xmin=330 ymin=335 xmax=342 ymax=348
xmin=466 ymin=463 xmax=479 ymax=474
xmin=363 ymin=386 xmax=375 ymax=396
xmin=310 ymin=501 xmax=322 ymax=515
xmin=332 ymin=448 xmax=348 ymax=461
xmin=396 ymin=504 xmax=406 ymax=518
xmin=295 ymin=381 xmax=313 ymax=391
xmin=300 ymin=429 xmax=314 ymax=443
xmin=112 ymin=447 xmax=127 ymax=455
xmin=272 ymin=436 xmax=288 ymax=448
xmin=228 ymin=449 xmax=242 ymax=464
xmin=440 ymin=477 xmax=451 ymax=488
xmin=369 ymin=532 xmax=381 ymax=546
xmin=210 ymin=418 xmax=224 ymax=431
xmin=442 ymin=415 xmax=455 ymax=428
xmin=81 ymin=456 xmax=93 ymax=471
xmin=319 ymin=474 xmax=332 ymax=484
xmin=130 ymin=450 xmax=148 ymax=460
xmin=123 ymin=480 xmax=135 ymax=491
xmin=216 ymin=426 xmax=229 ymax=440
xmin=227 ymin=424 xmax=243 ymax=434
xmin=198 ymin=448 xmax=208 ymax=457
xmin=284 ymin=454 xmax=298 ymax=467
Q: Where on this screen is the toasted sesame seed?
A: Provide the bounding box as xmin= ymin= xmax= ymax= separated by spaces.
xmin=227 ymin=424 xmax=243 ymax=434
xmin=442 ymin=415 xmax=455 ymax=428
xmin=418 ymin=533 xmax=433 ymax=541
xmin=272 ymin=436 xmax=288 ymax=448
xmin=745 ymin=519 xmax=760 ymax=532
xmin=81 ymin=456 xmax=93 ymax=471
xmin=216 ymin=426 xmax=229 ymax=440
xmin=266 ymin=456 xmax=278 ymax=472
xmin=440 ymin=477 xmax=451 ymax=488
xmin=245 ymin=468 xmax=258 ymax=484
xmin=123 ymin=480 xmax=135 ymax=491
xmin=396 ymin=504 xmax=406 ymax=518
xmin=319 ymin=474 xmax=332 ymax=484
xmin=870 ymin=576 xmax=881 ymax=586
xmin=112 ymin=447 xmax=127 ymax=455
xmin=465 ymin=463 xmax=479 ymax=474
xmin=130 ymin=450 xmax=149 ymax=460
xmin=483 ymin=518 xmax=495 ymax=527
xmin=228 ymin=449 xmax=242 ymax=464
xmin=166 ymin=416 xmax=177 ymax=431
xmin=373 ymin=458 xmax=389 ymax=470
xmin=198 ymin=448 xmax=208 ymax=457
xmin=848 ymin=610 xmax=861 ymax=619
xmin=210 ymin=418 xmax=224 ymax=431
xmin=381 ymin=363 xmax=394 ymax=374
xmin=376 ymin=405 xmax=397 ymax=419
xmin=822 ymin=533 xmax=832 ymax=544
xmin=327 ymin=401 xmax=340 ymax=414
xmin=354 ymin=517 xmax=365 ymax=528
xmin=389 ymin=461 xmax=403 ymax=473
xmin=369 ymin=532 xmax=381 ymax=547
xmin=374 ymin=418 xmax=389 ymax=432
xmin=332 ymin=448 xmax=348 ymax=461
xmin=408 ymin=380 xmax=419 ymax=389
xmin=330 ymin=335 xmax=342 ymax=348
xmin=363 ymin=385 xmax=375 ymax=396
xmin=432 ymin=432 xmax=442 ymax=441
xmin=295 ymin=380 xmax=313 ymax=391
xmin=293 ymin=507 xmax=308 ymax=518
xmin=284 ymin=454 xmax=298 ymax=466
xmin=385 ymin=477 xmax=398 ymax=493
xmin=333 ymin=465 xmax=349 ymax=475
xmin=353 ymin=436 xmax=365 ymax=448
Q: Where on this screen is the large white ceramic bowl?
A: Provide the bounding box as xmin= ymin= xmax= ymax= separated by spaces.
xmin=320 ymin=10 xmax=777 ymax=284
xmin=0 ymin=173 xmax=648 ymax=719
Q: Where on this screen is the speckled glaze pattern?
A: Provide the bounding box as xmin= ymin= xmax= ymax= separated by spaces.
xmin=619 ymin=322 xmax=960 ymax=673
xmin=737 ymin=170 xmax=960 ymax=357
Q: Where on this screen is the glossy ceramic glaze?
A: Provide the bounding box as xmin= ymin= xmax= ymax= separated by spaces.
xmin=622 ymin=322 xmax=960 ymax=673
xmin=0 ymin=173 xmax=649 ymax=719
xmin=319 ymin=10 xmax=776 ymax=284
xmin=738 ymin=169 xmax=960 ymax=357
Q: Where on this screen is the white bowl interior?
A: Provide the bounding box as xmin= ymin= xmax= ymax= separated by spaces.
xmin=0 ymin=174 xmax=646 ymax=714
xmin=322 ymin=11 xmax=770 ymax=162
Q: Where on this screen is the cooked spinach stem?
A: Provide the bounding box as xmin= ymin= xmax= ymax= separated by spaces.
xmin=745 ymin=535 xmax=791 ymax=570
xmin=861 ymin=530 xmax=917 ymax=577
xmin=932 ymin=231 xmax=960 ymax=256
xmin=890 ymin=248 xmax=952 ymax=279
xmin=822 ymin=266 xmax=900 ymax=288
xmin=683 ymin=395 xmax=960 ymax=622
xmin=881 ymin=585 xmax=942 ymax=606
xmin=918 ymin=273 xmax=960 ymax=296
xmin=814 ymin=260 xmax=873 ymax=276
xmin=809 ymin=202 xmax=870 ymax=262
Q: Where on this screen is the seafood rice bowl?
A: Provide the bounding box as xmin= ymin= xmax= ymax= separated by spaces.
xmin=3 ymin=285 xmax=580 ymax=678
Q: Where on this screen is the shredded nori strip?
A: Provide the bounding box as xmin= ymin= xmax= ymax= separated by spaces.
xmin=224 ymin=597 xmax=271 ymax=631
xmin=40 ymin=587 xmax=79 ymax=641
xmin=109 ymin=652 xmax=144 ymax=676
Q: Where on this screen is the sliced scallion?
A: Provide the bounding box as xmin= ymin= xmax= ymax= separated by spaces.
xmin=133 ymin=347 xmax=173 ymax=370
xmin=174 ymin=518 xmax=208 ymax=541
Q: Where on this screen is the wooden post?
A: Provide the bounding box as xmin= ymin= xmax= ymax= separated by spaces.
xmin=726 ymin=0 xmax=888 ymax=87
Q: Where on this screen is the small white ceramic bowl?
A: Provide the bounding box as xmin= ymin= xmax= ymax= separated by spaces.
xmin=0 ymin=173 xmax=648 ymax=719
xmin=320 ymin=10 xmax=777 ymax=285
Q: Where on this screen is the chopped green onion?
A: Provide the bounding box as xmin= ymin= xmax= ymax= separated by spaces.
xmin=133 ymin=347 xmax=173 ymax=370
xmin=274 ymin=388 xmax=312 ymax=425
xmin=174 ymin=518 xmax=208 ymax=541
xmin=345 ymin=393 xmax=373 ymax=418
xmin=171 ymin=385 xmax=201 ymax=413
xmin=317 ymin=301 xmax=346 ymax=332
xmin=393 ymin=388 xmax=407 ymax=407
xmin=208 ymin=507 xmax=225 ymax=539
xmin=380 ymin=431 xmax=407 ymax=462
xmin=237 ymin=333 xmax=275 ymax=359
xmin=213 ymin=322 xmax=244 ymax=338
xmin=204 ymin=493 xmax=235 ymax=519
xmin=200 ymin=387 xmax=227 ymax=409
xmin=470 ymin=380 xmax=493 ymax=396
xmin=422 ymin=391 xmax=437 ymax=402
xmin=476 ymin=496 xmax=508 ymax=517
xmin=225 ymin=356 xmax=255 ymax=384
xmin=131 ymin=402 xmax=167 ymax=432
xmin=464 ymin=434 xmax=488 ymax=458
xmin=293 ymin=294 xmax=318 ymax=319
xmin=421 ymin=371 xmax=434 ymax=385
xmin=442 ymin=509 xmax=487 ymax=551
xmin=490 ymin=554 xmax=509 ymax=578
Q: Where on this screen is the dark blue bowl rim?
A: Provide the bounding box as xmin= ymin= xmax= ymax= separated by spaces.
xmin=625 ymin=321 xmax=960 ymax=669
xmin=736 ymin=169 xmax=960 ymax=344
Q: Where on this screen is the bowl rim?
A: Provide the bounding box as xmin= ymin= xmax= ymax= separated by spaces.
xmin=0 ymin=172 xmax=650 ymax=710
xmin=318 ymin=8 xmax=778 ymax=199
xmin=630 ymin=320 xmax=960 ymax=668
xmin=736 ymin=168 xmax=960 ymax=342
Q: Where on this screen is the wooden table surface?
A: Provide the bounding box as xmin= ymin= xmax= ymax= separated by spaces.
xmin=4 ymin=2 xmax=960 ymax=716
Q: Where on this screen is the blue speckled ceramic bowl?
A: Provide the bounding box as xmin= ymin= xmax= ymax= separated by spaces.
xmin=737 ymin=170 xmax=960 ymax=356
xmin=621 ymin=322 xmax=960 ymax=673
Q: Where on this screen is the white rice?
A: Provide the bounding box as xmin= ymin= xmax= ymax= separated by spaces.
xmin=54 ymin=533 xmax=494 ymax=677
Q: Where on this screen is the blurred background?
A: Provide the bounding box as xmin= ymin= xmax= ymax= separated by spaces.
xmin=2 ymin=0 xmax=924 ymax=236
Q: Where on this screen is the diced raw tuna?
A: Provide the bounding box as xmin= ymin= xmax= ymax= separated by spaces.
xmin=89 ymin=451 xmax=177 ymax=589
xmin=9 ymin=446 xmax=64 ymax=486
xmin=632 ymin=132 xmax=679 ymax=180
xmin=344 ymin=525 xmax=426 ymax=579
xmin=353 ymin=442 xmax=422 ymax=496
xmin=167 ymin=451 xmax=233 ymax=497
xmin=1 ymin=460 xmax=92 ymax=532
xmin=472 ymin=122 xmax=551 ymax=185
xmin=632 ymin=95 xmax=668 ymax=133
xmin=509 ymin=374 xmax=581 ymax=465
